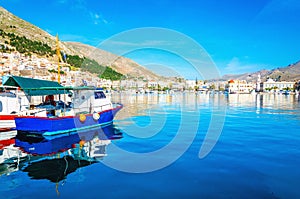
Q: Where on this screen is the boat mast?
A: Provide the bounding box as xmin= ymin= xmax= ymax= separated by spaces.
xmin=56 ymin=34 xmax=63 ymax=84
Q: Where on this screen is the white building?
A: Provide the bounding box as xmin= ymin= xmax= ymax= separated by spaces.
xmin=256 ymin=74 xmax=261 ymax=92
xmin=227 ymin=80 xmax=255 ymax=94
xmin=185 ymin=80 xmax=196 ymax=90
xmin=147 ymin=81 xmax=158 ymax=89
xmin=98 ymin=79 xmax=112 ymax=88
xmin=262 ymin=78 xmax=295 ymax=92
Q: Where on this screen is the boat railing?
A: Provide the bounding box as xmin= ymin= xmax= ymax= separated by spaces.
xmin=23 ymin=102 xmax=113 ymax=117
xmin=71 ymin=103 xmax=112 ymax=115
xmin=20 ymin=108 xmax=48 ymax=117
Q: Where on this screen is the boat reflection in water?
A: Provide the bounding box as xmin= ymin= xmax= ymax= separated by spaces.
xmin=0 ymin=130 xmax=27 ymax=176
xmin=0 ymin=124 xmax=122 ymax=192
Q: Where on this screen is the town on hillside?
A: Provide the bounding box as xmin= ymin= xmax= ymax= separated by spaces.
xmin=1 ymin=51 xmax=300 ymax=94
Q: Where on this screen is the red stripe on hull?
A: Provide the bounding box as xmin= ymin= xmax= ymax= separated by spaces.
xmin=0 ymin=127 xmax=14 ymax=132
xmin=0 ymin=115 xmax=17 ymax=120
xmin=0 ymin=138 xmax=15 ymax=149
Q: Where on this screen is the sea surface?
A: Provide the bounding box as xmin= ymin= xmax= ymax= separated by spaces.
xmin=0 ymin=93 xmax=300 ymax=199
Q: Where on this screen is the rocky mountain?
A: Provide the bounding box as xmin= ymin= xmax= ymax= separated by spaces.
xmin=66 ymin=42 xmax=162 ymax=80
xmin=220 ymin=61 xmax=300 ymax=82
xmin=0 ymin=6 xmax=161 ymax=80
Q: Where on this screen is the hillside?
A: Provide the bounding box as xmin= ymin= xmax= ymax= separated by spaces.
xmin=66 ymin=42 xmax=162 ymax=80
xmin=0 ymin=6 xmax=161 ymax=80
xmin=0 ymin=7 xmax=75 ymax=55
xmin=220 ymin=61 xmax=300 ymax=82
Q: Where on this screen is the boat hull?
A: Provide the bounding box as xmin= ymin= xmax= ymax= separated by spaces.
xmin=0 ymin=115 xmax=17 ymax=131
xmin=15 ymin=105 xmax=122 ymax=136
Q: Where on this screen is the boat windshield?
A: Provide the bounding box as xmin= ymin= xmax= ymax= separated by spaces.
xmin=0 ymin=87 xmax=16 ymax=97
xmin=94 ymin=91 xmax=106 ymax=99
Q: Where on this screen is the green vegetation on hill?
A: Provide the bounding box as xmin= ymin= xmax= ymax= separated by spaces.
xmin=101 ymin=67 xmax=124 ymax=81
xmin=0 ymin=29 xmax=54 ymax=56
xmin=67 ymin=54 xmax=124 ymax=80
xmin=65 ymin=54 xmax=83 ymax=68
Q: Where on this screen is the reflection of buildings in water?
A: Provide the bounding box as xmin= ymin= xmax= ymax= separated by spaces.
xmin=112 ymin=92 xmax=232 ymax=120
xmin=259 ymin=93 xmax=298 ymax=110
xmin=111 ymin=93 xmax=173 ymax=120
xmin=225 ymin=93 xmax=299 ymax=111
xmin=227 ymin=94 xmax=258 ymax=107
xmin=113 ymin=93 xmax=300 ymax=117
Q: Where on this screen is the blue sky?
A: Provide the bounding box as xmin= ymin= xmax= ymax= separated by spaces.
xmin=1 ymin=0 xmax=300 ymax=79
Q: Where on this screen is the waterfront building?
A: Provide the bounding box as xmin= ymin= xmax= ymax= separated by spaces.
xmin=261 ymin=78 xmax=295 ymax=92
xmin=98 ymin=79 xmax=112 ymax=89
xmin=208 ymin=81 xmax=227 ymax=91
xmin=227 ymin=79 xmax=255 ymax=94
xmin=147 ymin=80 xmax=158 ymax=89
xmin=256 ymin=74 xmax=261 ymax=92
xmin=185 ymin=80 xmax=196 ymax=90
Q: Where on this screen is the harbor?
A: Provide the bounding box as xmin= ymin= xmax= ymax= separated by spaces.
xmin=1 ymin=2 xmax=300 ymax=198
xmin=1 ymin=92 xmax=300 ymax=198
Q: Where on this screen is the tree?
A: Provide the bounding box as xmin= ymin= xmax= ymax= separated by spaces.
xmin=162 ymin=87 xmax=169 ymax=91
xmin=209 ymin=84 xmax=216 ymax=90
xmin=157 ymin=84 xmax=161 ymax=91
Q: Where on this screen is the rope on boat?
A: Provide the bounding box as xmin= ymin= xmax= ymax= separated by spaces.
xmin=63 ymin=155 xmax=68 ymax=176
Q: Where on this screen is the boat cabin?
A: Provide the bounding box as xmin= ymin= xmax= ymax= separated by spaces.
xmin=0 ymin=85 xmax=30 ymax=113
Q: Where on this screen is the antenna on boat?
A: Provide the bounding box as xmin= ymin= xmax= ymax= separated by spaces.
xmin=56 ymin=34 xmax=63 ymax=84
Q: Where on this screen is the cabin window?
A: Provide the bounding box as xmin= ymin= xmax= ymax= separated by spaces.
xmin=0 ymin=101 xmax=2 ymax=112
xmin=94 ymin=91 xmax=106 ymax=99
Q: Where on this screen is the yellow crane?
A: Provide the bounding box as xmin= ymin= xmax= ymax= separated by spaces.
xmin=56 ymin=34 xmax=63 ymax=84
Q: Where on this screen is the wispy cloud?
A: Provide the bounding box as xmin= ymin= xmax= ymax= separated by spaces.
xmin=90 ymin=12 xmax=108 ymax=25
xmin=56 ymin=0 xmax=110 ymax=25
xmin=224 ymin=57 xmax=265 ymax=75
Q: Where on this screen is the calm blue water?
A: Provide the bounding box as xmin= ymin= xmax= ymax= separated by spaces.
xmin=1 ymin=93 xmax=300 ymax=199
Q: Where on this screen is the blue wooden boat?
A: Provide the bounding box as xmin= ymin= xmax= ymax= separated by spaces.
xmin=15 ymin=103 xmax=122 ymax=136
xmin=3 ymin=76 xmax=122 ymax=136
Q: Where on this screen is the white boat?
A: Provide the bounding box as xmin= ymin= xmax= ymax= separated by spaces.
xmin=0 ymin=85 xmax=29 ymax=131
